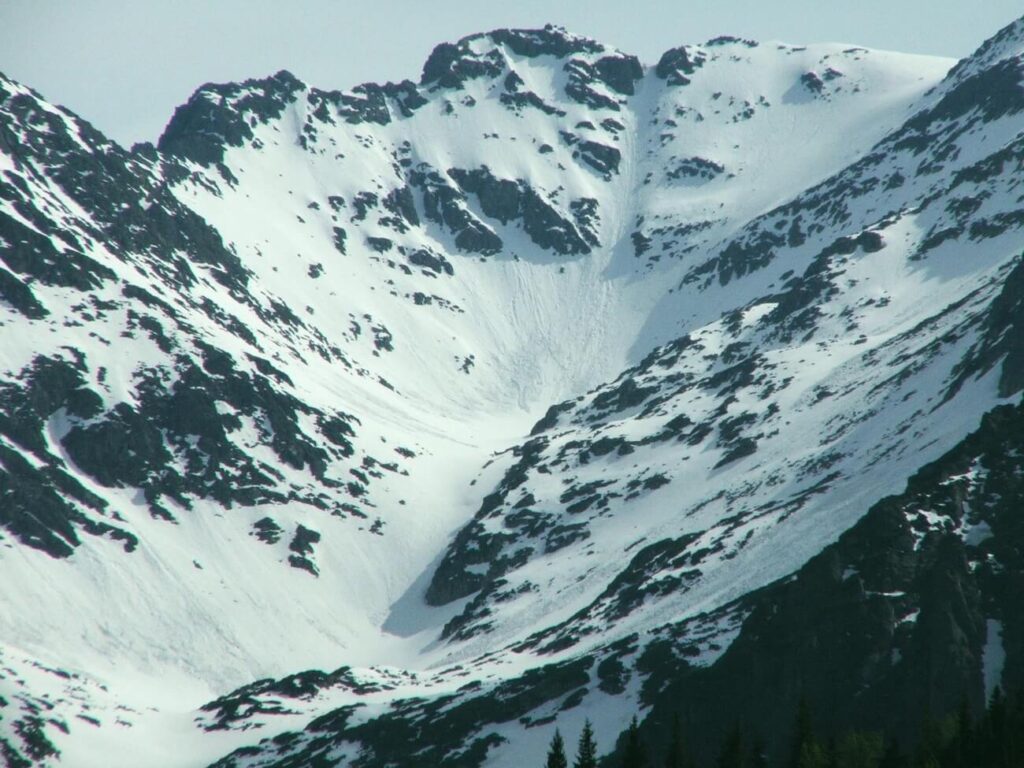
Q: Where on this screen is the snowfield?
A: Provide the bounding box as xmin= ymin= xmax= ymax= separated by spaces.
xmin=2 ymin=19 xmax=1024 ymax=767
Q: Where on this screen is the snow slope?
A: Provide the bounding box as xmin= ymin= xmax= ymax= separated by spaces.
xmin=1 ymin=19 xmax=1023 ymax=767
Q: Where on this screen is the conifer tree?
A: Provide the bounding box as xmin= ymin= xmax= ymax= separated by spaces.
xmin=716 ymin=722 xmax=746 ymax=768
xmin=944 ymin=697 xmax=972 ymax=768
xmin=798 ymin=740 xmax=829 ymax=768
xmin=824 ymin=736 xmax=837 ymax=768
xmin=789 ymin=696 xmax=814 ymax=768
xmin=664 ymin=714 xmax=693 ymax=768
xmin=575 ymin=719 xmax=599 ymax=768
xmin=749 ymin=735 xmax=769 ymax=768
xmin=986 ymin=685 xmax=1007 ymax=768
xmin=1007 ymin=687 xmax=1024 ymax=768
xmin=833 ymin=730 xmax=883 ymax=768
xmin=877 ymin=737 xmax=905 ymax=768
xmin=915 ymin=714 xmax=948 ymax=768
xmin=964 ymin=684 xmax=1024 ymax=768
xmin=546 ymin=728 xmax=568 ymax=768
xmin=623 ymin=716 xmax=648 ymax=768
xmin=785 ymin=695 xmax=829 ymax=768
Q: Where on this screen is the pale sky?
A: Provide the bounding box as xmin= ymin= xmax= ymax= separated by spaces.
xmin=2 ymin=0 xmax=1022 ymax=146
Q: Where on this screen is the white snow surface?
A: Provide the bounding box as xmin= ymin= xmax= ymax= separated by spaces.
xmin=1 ymin=23 xmax=1023 ymax=766
xmin=983 ymin=619 xmax=1007 ymax=703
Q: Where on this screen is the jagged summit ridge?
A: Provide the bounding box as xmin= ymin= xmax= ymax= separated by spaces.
xmin=155 ymin=24 xmax=645 ymax=170
xmin=420 ymin=25 xmax=606 ymax=85
xmin=942 ymin=14 xmax=1024 ymax=84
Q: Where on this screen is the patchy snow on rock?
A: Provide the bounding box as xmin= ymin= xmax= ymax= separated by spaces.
xmin=3 ymin=17 xmax=1024 ymax=767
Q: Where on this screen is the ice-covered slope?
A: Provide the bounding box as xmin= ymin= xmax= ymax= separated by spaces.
xmin=1 ymin=19 xmax=1023 ymax=768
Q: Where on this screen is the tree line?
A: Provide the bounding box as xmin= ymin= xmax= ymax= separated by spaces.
xmin=544 ymin=687 xmax=1024 ymax=768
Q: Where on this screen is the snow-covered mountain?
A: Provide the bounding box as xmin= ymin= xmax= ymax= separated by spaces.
xmin=1 ymin=18 xmax=1023 ymax=767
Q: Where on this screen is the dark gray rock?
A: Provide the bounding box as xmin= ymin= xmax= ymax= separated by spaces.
xmin=448 ymin=166 xmax=596 ymax=254
xmin=409 ymin=165 xmax=503 ymax=255
xmin=655 ymin=46 xmax=707 ymax=85
xmin=288 ymin=524 xmax=321 ymax=575
xmin=576 ymin=140 xmax=621 ymax=178
xmin=592 ymin=54 xmax=644 ymax=96
xmin=489 ymin=25 xmax=602 ymax=59
xmin=666 ymin=156 xmax=725 ymax=181
xmin=0 ymin=355 xmax=135 ymax=558
xmin=420 ymin=43 xmax=504 ymax=89
xmin=158 ymin=70 xmax=303 ymax=165
xmin=624 ymin=400 xmax=1024 ymax=765
xmin=407 ymin=248 xmax=454 ymax=276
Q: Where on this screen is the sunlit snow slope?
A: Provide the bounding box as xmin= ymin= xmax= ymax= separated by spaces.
xmin=2 ymin=19 xmax=1024 ymax=768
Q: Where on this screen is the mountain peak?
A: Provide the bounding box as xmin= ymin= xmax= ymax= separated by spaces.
xmin=157 ymin=69 xmax=306 ymax=165
xmin=944 ymin=14 xmax=1024 ymax=84
xmin=420 ymin=24 xmax=642 ymax=96
xmin=420 ymin=24 xmax=607 ymax=88
xmin=487 ymin=24 xmax=606 ymax=58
